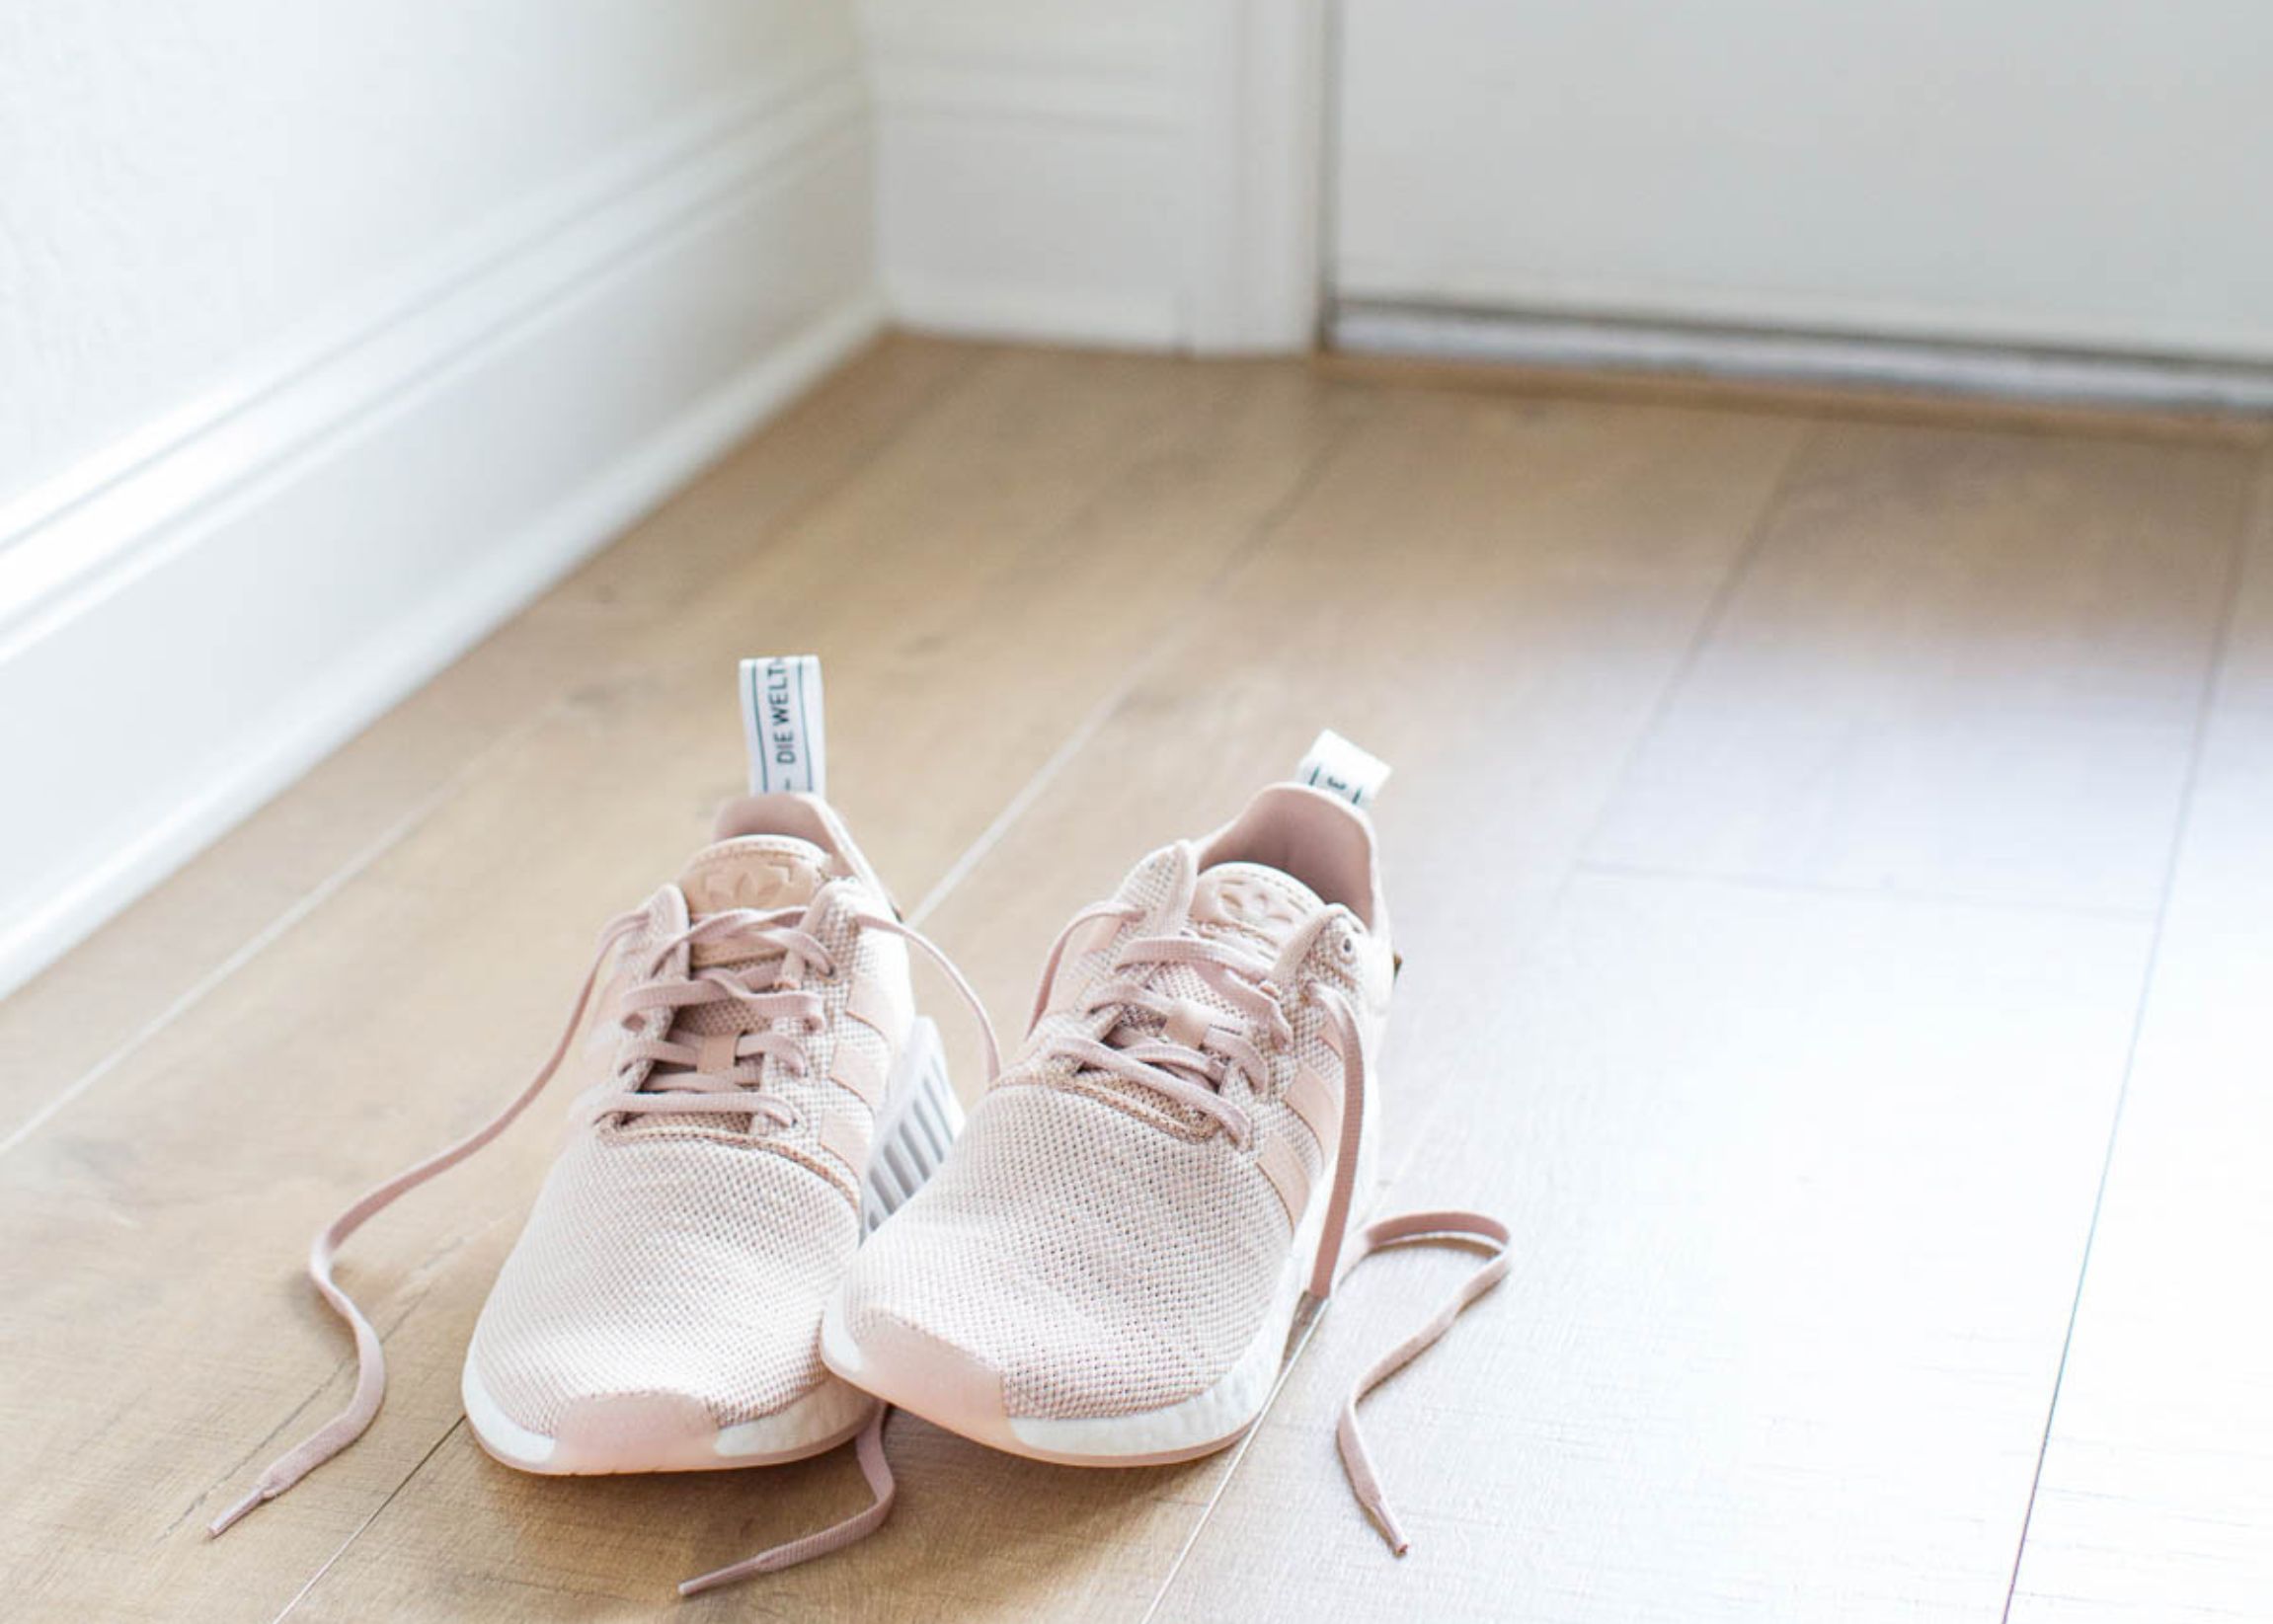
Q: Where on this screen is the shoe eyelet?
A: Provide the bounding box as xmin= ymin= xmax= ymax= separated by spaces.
xmin=1336 ymin=934 xmax=1358 ymax=962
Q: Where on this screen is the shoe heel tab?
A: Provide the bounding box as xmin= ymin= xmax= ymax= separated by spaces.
xmin=711 ymin=791 xmax=896 ymax=903
xmin=1199 ymin=781 xmax=1387 ymax=933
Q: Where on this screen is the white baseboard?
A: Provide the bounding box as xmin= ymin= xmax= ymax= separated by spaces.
xmin=885 ymin=276 xmax=1183 ymax=350
xmin=0 ymin=58 xmax=882 ymax=1000
xmin=1331 ymin=301 xmax=2273 ymax=414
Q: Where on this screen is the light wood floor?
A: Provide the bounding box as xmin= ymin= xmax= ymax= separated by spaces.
xmin=4 ymin=338 xmax=2269 ymax=1623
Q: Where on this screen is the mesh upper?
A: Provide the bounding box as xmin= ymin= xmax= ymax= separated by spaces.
xmin=837 ymin=845 xmax=1380 ymax=1422
xmin=466 ymin=835 xmax=903 ymax=1432
xmin=467 ymin=1128 xmax=859 ymax=1431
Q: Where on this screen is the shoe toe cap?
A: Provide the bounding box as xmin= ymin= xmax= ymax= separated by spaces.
xmin=463 ymin=1353 xmax=873 ymax=1473
xmin=823 ymin=1304 xmax=1018 ymax=1450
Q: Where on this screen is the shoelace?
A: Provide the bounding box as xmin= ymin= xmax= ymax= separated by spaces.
xmin=1332 ymin=1208 xmax=1512 ymax=1555
xmin=210 ymin=888 xmax=998 ymax=1594
xmin=593 ymin=905 xmax=838 ymax=1128
xmin=676 ymin=1405 xmax=896 ymax=1595
xmin=1031 ymin=897 xmax=1509 ymax=1555
xmin=1053 ymin=912 xmax=1283 ymax=1144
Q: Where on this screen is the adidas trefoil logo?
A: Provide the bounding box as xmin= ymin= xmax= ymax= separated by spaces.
xmin=1195 ymin=874 xmax=1303 ymax=938
xmin=688 ymin=860 xmax=806 ymax=913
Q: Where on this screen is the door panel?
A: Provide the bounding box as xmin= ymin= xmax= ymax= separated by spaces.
xmin=1334 ymin=1 xmax=2273 ymax=361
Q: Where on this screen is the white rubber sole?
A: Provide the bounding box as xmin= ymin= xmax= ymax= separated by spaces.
xmin=820 ymin=1052 xmax=1382 ymax=1466
xmin=462 ymin=1015 xmax=965 ymax=1476
xmin=462 ymin=1358 xmax=877 ymax=1474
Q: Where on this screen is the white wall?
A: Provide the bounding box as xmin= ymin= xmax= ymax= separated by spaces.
xmin=859 ymin=0 xmax=1323 ymax=353
xmin=0 ymin=1 xmax=880 ymax=995
xmin=1336 ymin=0 xmax=2273 ymax=363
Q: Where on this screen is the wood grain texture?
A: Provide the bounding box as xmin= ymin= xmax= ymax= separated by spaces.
xmin=2006 ymin=457 xmax=2273 ymax=1624
xmin=1153 ymin=874 xmax=2152 ymax=1624
xmin=919 ymin=388 xmax=1810 ymax=1090
xmin=0 ymin=347 xmax=1352 ymax=1623
xmin=284 ymin=381 xmax=1806 ymax=1624
xmin=0 ymin=345 xmax=2260 ymax=1623
xmin=1586 ymin=422 xmax=2251 ymax=914
xmin=2005 ymin=712 xmax=2273 ymax=1624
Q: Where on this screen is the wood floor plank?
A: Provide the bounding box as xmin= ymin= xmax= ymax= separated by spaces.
xmin=1154 ymin=413 xmax=2258 ymax=1619
xmin=0 ymin=348 xmax=1349 ymax=1623
xmin=1585 ymin=422 xmax=2250 ymax=913
xmin=917 ymin=388 xmax=1811 ymax=1068
xmin=0 ymin=335 xmax=982 ymax=1143
xmin=281 ymin=384 xmax=1805 ymax=1623
xmin=1152 ymin=872 xmax=2155 ymax=1624
xmin=15 ymin=348 xmax=2248 ymax=1624
xmin=2004 ymin=709 xmax=2273 ymax=1624
xmin=2005 ymin=463 xmax=2273 ymax=1624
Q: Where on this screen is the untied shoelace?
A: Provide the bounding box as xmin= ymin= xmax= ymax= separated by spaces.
xmin=212 ymin=877 xmax=1501 ymax=1582
xmin=210 ymin=887 xmax=1000 ymax=1596
xmin=1032 ymin=893 xmax=1511 ymax=1555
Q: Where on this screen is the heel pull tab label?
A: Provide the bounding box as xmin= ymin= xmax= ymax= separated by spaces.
xmin=740 ymin=656 xmax=827 ymax=796
xmin=1296 ymin=729 xmax=1389 ymax=810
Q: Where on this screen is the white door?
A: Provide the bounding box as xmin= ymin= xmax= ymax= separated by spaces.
xmin=1333 ymin=2 xmax=2273 ymax=368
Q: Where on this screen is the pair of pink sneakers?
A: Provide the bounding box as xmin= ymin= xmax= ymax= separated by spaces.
xmin=215 ymin=658 xmax=1505 ymax=1594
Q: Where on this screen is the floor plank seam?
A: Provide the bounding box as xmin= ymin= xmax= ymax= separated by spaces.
xmin=0 ymin=711 xmax=558 ymax=1166
xmin=1136 ymin=1302 xmax=1336 ymax=1624
xmin=170 ymin=1214 xmax=508 ymax=1541
xmin=906 ymin=666 xmax=1159 ymax=929
xmin=1349 ymin=421 xmax=1819 ymax=1227
xmin=1997 ymin=451 xmax=2260 ymax=1624
xmin=1133 ymin=418 xmax=1821 ymax=1619
xmin=1567 ymin=419 xmax=1818 ymax=863
xmin=913 ymin=399 xmax=1359 ymax=930
xmin=270 ymin=1420 xmax=467 ymax=1624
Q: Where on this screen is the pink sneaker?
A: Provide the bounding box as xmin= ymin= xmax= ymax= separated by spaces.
xmin=212 ymin=658 xmax=997 ymax=1591
xmin=823 ymin=733 xmax=1507 ymax=1554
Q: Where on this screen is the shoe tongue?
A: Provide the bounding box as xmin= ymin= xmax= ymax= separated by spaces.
xmin=1187 ymin=861 xmax=1326 ymax=955
xmin=677 ymin=834 xmax=831 ymax=920
xmin=631 ymin=836 xmax=833 ymax=1122
xmin=676 ymin=835 xmax=833 ymax=975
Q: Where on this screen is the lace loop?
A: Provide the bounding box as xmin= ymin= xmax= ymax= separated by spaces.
xmin=1037 ymin=910 xmax=1331 ymax=1141
xmin=210 ymin=887 xmax=1000 ymax=1582
xmin=595 ymin=904 xmax=837 ymax=1121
